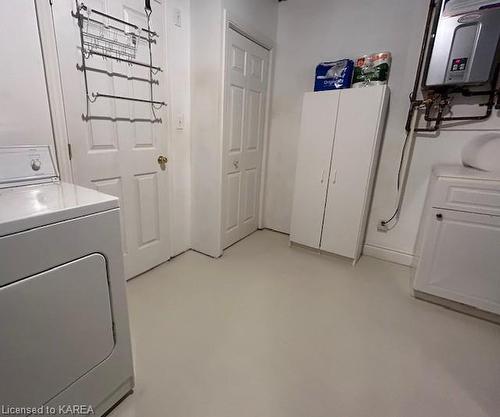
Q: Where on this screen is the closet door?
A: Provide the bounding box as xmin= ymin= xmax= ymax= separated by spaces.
xmin=222 ymin=28 xmax=270 ymax=249
xmin=321 ymin=85 xmax=388 ymax=259
xmin=290 ymin=91 xmax=340 ymax=248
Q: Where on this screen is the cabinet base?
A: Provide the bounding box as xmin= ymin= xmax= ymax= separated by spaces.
xmin=289 ymin=241 xmax=358 ymax=265
xmin=414 ymin=290 xmax=500 ymax=325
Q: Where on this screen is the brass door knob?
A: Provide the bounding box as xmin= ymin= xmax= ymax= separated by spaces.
xmin=158 ymin=155 xmax=168 ymax=170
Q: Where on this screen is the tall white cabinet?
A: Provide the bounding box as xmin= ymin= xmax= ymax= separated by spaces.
xmin=290 ymin=85 xmax=389 ymax=261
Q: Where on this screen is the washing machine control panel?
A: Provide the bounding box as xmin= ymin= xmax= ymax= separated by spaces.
xmin=0 ymin=146 xmax=58 ymax=188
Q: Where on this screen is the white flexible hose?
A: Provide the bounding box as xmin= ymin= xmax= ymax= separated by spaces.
xmin=383 ymin=107 xmax=419 ymax=229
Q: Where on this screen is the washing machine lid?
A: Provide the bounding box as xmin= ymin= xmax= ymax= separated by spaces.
xmin=0 ymin=181 xmax=119 ymax=237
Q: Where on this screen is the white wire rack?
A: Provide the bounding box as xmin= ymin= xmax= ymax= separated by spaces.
xmin=73 ymin=1 xmax=166 ymax=116
xmin=82 ymin=10 xmax=140 ymax=61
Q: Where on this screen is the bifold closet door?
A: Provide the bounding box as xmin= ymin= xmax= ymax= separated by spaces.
xmin=321 ymin=85 xmax=388 ymax=259
xmin=290 ymin=92 xmax=340 ymax=248
xmin=222 ymin=28 xmax=270 ymax=249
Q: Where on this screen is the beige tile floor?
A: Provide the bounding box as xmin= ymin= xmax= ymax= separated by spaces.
xmin=110 ymin=230 xmax=500 ymax=417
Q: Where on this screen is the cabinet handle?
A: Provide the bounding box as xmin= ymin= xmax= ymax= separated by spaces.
xmin=321 ymin=169 xmax=326 ymax=184
xmin=436 ymin=213 xmax=443 ymax=220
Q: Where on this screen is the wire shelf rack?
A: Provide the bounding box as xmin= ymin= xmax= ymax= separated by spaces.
xmin=82 ymin=17 xmax=139 ymax=61
xmin=72 ymin=1 xmax=167 ymax=118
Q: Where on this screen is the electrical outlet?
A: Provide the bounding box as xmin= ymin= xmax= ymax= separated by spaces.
xmin=377 ymin=221 xmax=388 ymax=232
xmin=174 ymin=8 xmax=182 ymax=27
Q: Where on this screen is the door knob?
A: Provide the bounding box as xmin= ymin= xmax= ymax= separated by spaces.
xmin=157 ymin=155 xmax=168 ymax=171
xmin=233 ymin=160 xmax=239 ymax=169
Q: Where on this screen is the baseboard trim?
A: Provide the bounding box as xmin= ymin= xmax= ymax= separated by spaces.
xmin=363 ymin=244 xmax=414 ymax=266
xmin=261 ymin=226 xmax=290 ymax=236
xmin=414 ymin=290 xmax=500 ymax=325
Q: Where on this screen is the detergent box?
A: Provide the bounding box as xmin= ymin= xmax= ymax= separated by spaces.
xmin=352 ymin=52 xmax=392 ymax=87
xmin=314 ymin=59 xmax=354 ymax=92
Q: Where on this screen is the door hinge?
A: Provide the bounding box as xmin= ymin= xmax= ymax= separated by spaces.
xmin=68 ymin=143 xmax=73 ymax=160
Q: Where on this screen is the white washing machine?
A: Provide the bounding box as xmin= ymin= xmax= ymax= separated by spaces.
xmin=0 ymin=146 xmax=134 ymax=416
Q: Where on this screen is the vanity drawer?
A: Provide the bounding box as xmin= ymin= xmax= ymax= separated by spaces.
xmin=432 ymin=178 xmax=500 ymax=216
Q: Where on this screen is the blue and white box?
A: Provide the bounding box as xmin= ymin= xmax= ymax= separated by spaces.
xmin=314 ymin=59 xmax=354 ymax=91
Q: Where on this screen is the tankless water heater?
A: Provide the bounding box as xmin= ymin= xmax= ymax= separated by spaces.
xmin=424 ymin=0 xmax=500 ymax=88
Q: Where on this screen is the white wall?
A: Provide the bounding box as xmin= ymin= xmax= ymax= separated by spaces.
xmin=190 ymin=0 xmax=224 ymax=257
xmin=190 ymin=0 xmax=278 ymax=257
xmin=222 ymin=0 xmax=279 ymax=39
xmin=0 ymin=0 xmax=53 ymax=147
xmin=264 ymin=0 xmax=500 ymax=262
xmin=166 ymin=0 xmax=192 ymax=256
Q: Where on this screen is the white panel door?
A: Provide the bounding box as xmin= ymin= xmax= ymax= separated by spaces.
xmin=290 ymin=91 xmax=340 ymax=249
xmin=414 ymin=209 xmax=500 ymax=315
xmin=222 ymin=29 xmax=269 ymax=249
xmin=52 ymin=0 xmax=170 ymax=278
xmin=321 ymin=86 xmax=387 ymax=259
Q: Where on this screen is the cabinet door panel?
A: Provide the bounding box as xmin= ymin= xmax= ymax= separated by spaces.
xmin=414 ymin=208 xmax=500 ymax=314
xmin=290 ymin=92 xmax=340 ymax=249
xmin=321 ymin=86 xmax=387 ymax=259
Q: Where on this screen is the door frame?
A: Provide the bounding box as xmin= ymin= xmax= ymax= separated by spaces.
xmin=34 ymin=0 xmax=73 ymax=183
xmin=219 ymin=9 xmax=275 ymax=253
xmin=35 ymin=0 xmax=176 ymax=257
